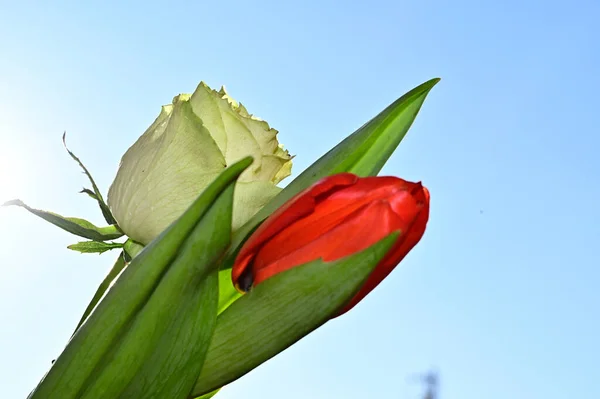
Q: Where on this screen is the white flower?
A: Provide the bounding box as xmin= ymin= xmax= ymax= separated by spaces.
xmin=107 ymin=82 xmax=292 ymax=245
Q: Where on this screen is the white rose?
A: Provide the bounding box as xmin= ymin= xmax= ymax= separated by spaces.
xmin=107 ymin=82 xmax=292 ymax=245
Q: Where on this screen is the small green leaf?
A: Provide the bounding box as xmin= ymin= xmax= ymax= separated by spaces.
xmin=123 ymin=239 xmax=144 ymax=261
xmin=79 ymin=188 xmax=98 ymax=200
xmin=67 ymin=241 xmax=123 ymax=254
xmin=73 ymin=252 xmax=127 ymax=333
xmin=3 ymin=199 xmax=123 ymax=241
xmin=63 ymin=133 xmax=117 ymax=225
xmin=191 ymin=233 xmax=398 ymax=396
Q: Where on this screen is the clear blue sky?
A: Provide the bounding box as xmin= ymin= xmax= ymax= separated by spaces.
xmin=1 ymin=1 xmax=598 ymax=398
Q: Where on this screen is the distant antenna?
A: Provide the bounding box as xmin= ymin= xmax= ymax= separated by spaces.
xmin=422 ymin=370 xmax=438 ymax=399
xmin=408 ymin=370 xmax=439 ymax=399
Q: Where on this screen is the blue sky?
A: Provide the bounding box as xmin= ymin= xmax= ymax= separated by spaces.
xmin=1 ymin=1 xmax=599 ymax=398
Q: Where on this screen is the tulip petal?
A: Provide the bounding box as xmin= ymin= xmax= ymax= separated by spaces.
xmin=342 ymin=185 xmax=430 ymax=312
xmin=254 ymin=176 xmax=408 ymax=262
xmin=232 ymin=173 xmax=357 ymax=287
xmin=232 ymin=174 xmax=427 ymax=293
xmin=253 ymin=200 xmax=404 ymax=286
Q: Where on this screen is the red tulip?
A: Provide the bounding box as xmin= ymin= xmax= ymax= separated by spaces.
xmin=232 ymin=172 xmax=430 ymax=315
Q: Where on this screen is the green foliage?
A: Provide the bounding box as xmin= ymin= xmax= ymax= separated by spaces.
xmin=67 ymin=241 xmax=123 ymax=254
xmin=28 ymin=158 xmax=252 ymax=399
xmin=2 ymin=199 xmax=123 ymax=241
xmin=192 ymin=233 xmax=398 ymax=396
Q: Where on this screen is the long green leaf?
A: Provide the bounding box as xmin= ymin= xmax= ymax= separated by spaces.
xmin=73 ymin=252 xmax=127 ymax=333
xmin=73 ymin=239 xmax=143 ymax=335
xmin=28 ymin=157 xmax=253 ymax=399
xmin=80 ymin=182 xmax=234 ymax=398
xmin=3 ymin=199 xmax=123 ymax=241
xmin=191 ymin=233 xmax=398 ymax=396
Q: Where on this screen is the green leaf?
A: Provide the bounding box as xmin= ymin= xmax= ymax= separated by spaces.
xmin=193 ymin=389 xmax=220 ymax=399
xmin=191 ymin=232 xmax=398 ymax=396
xmin=67 ymin=241 xmax=123 ymax=254
xmin=343 ymin=78 xmax=441 ymax=176
xmin=215 ymin=223 xmax=260 ymax=314
xmin=63 ymin=133 xmax=117 ymax=225
xmin=73 ymin=252 xmax=127 ymax=333
xmin=80 ymin=183 xmax=232 ymax=398
xmin=3 ymin=199 xmax=123 ymax=241
xmin=28 ymin=157 xmax=253 ymax=399
xmin=123 ymin=239 xmax=144 ymax=261
xmin=217 ymin=268 xmax=242 ymax=314
xmin=227 ymin=79 xmax=439 ymax=267
xmin=79 ymin=188 xmax=98 ymax=200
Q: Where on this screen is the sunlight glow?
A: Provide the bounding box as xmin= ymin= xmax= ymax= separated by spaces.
xmin=0 ymin=144 xmax=28 ymax=204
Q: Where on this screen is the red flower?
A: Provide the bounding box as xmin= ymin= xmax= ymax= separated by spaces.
xmin=232 ymin=172 xmax=430 ymax=315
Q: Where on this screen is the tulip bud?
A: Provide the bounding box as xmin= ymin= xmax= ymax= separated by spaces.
xmin=107 ymin=82 xmax=292 ymax=245
xmin=232 ymin=172 xmax=430 ymax=313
